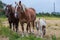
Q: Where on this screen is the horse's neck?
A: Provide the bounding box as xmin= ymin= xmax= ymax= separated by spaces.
xmin=24 ymin=8 xmax=28 ymax=17
xmin=20 ymin=4 xmax=28 ymax=19
xmin=21 ymin=12 xmax=26 ymax=18
xmin=10 ymin=7 xmax=15 ymax=17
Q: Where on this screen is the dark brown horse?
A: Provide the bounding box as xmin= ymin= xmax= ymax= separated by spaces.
xmin=17 ymin=3 xmax=36 ymax=33
xmin=5 ymin=5 xmax=19 ymax=32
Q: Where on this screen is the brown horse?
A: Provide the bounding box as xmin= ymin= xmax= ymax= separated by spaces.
xmin=5 ymin=5 xmax=19 ymax=32
xmin=17 ymin=3 xmax=36 ymax=33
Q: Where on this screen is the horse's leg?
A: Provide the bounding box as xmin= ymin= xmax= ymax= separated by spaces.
xmin=28 ymin=23 xmax=31 ymax=33
xmin=9 ymin=21 xmax=12 ymax=29
xmin=26 ymin=22 xmax=31 ymax=37
xmin=33 ymin=21 xmax=35 ymax=29
xmin=15 ymin=23 xmax=19 ymax=32
xmin=26 ymin=24 xmax=29 ymax=33
xmin=26 ymin=22 xmax=31 ymax=33
xmin=13 ymin=23 xmax=15 ymax=31
xmin=20 ymin=22 xmax=24 ymax=37
xmin=21 ymin=22 xmax=24 ymax=33
xmin=32 ymin=21 xmax=35 ymax=33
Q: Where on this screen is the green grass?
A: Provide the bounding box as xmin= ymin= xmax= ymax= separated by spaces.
xmin=0 ymin=25 xmax=58 ymax=40
xmin=0 ymin=26 xmax=20 ymax=40
xmin=0 ymin=15 xmax=60 ymax=21
xmin=36 ymin=16 xmax=60 ymax=20
xmin=0 ymin=15 xmax=59 ymax=40
xmin=17 ymin=35 xmax=42 ymax=40
xmin=0 ymin=26 xmax=43 ymax=40
xmin=52 ymin=35 xmax=56 ymax=40
xmin=0 ymin=15 xmax=7 ymax=21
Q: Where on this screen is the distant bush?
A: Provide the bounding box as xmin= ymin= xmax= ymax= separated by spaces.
xmin=0 ymin=11 xmax=5 ymax=16
xmin=36 ymin=12 xmax=60 ymax=17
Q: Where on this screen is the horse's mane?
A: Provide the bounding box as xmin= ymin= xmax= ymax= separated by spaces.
xmin=22 ymin=4 xmax=27 ymax=12
xmin=21 ymin=4 xmax=36 ymax=12
xmin=11 ymin=7 xmax=15 ymax=13
xmin=8 ymin=6 xmax=15 ymax=16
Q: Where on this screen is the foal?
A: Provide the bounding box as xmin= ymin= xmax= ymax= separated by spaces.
xmin=35 ymin=18 xmax=46 ymax=38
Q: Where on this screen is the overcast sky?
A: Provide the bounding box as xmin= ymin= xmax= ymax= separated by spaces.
xmin=1 ymin=0 xmax=60 ymax=13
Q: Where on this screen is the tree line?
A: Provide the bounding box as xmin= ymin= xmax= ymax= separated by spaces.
xmin=36 ymin=12 xmax=60 ymax=17
xmin=0 ymin=0 xmax=6 ymax=17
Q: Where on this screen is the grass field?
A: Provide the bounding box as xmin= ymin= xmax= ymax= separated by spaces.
xmin=37 ymin=16 xmax=60 ymax=20
xmin=0 ymin=24 xmax=58 ymax=40
xmin=0 ymin=26 xmax=43 ymax=40
xmin=0 ymin=15 xmax=7 ymax=21
xmin=0 ymin=16 xmax=60 ymax=40
xmin=0 ymin=15 xmax=60 ymax=21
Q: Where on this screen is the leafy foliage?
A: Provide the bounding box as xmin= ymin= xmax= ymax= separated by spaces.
xmin=0 ymin=0 xmax=5 ymax=16
xmin=36 ymin=12 xmax=60 ymax=17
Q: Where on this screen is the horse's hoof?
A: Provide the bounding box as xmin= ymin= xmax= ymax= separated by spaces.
xmin=31 ymin=30 xmax=34 ymax=34
xmin=26 ymin=34 xmax=29 ymax=37
xmin=22 ymin=34 xmax=24 ymax=37
xmin=28 ymin=31 xmax=31 ymax=34
xmin=21 ymin=32 xmax=24 ymax=37
xmin=36 ymin=35 xmax=39 ymax=38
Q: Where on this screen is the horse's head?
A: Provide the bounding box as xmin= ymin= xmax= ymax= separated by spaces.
xmin=17 ymin=4 xmax=25 ymax=15
xmin=5 ymin=5 xmax=12 ymax=17
xmin=17 ymin=1 xmax=27 ymax=16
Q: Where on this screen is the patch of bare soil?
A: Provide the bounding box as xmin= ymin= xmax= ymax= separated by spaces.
xmin=46 ymin=20 xmax=60 ymax=38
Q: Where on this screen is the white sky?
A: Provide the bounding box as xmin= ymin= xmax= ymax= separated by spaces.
xmin=1 ymin=0 xmax=60 ymax=13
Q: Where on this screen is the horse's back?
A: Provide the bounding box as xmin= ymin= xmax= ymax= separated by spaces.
xmin=40 ymin=19 xmax=46 ymax=26
xmin=29 ymin=8 xmax=36 ymax=12
xmin=27 ymin=8 xmax=36 ymax=20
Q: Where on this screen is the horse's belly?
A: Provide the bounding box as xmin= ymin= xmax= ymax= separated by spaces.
xmin=20 ymin=19 xmax=27 ymax=23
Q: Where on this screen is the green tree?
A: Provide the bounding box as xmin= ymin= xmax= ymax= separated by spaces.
xmin=0 ymin=0 xmax=6 ymax=16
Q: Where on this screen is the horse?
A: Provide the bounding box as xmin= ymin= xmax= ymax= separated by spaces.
xmin=35 ymin=18 xmax=46 ymax=38
xmin=17 ymin=3 xmax=36 ymax=34
xmin=5 ymin=5 xmax=19 ymax=32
